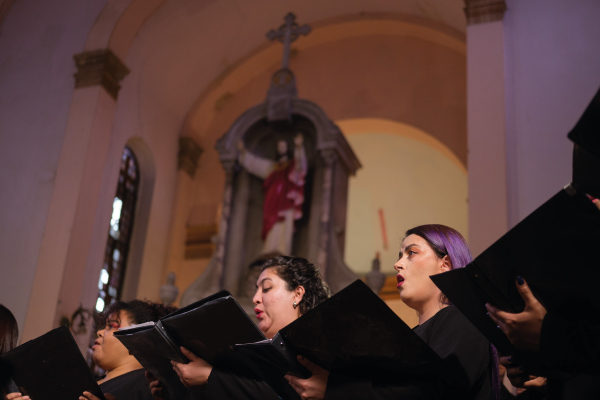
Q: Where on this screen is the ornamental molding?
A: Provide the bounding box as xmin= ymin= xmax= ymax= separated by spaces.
xmin=464 ymin=0 xmax=507 ymax=25
xmin=73 ymin=49 xmax=129 ymax=100
xmin=178 ymin=137 xmax=203 ymax=178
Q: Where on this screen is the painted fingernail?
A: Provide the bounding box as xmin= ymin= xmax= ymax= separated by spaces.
xmin=486 ymin=312 xmax=489 ymax=316
xmin=507 ymin=356 xmax=513 ymax=363
xmin=497 ymin=325 xmax=501 ymax=329
xmin=517 ymin=276 xmax=524 ymax=285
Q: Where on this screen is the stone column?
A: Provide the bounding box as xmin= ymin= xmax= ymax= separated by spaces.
xmin=213 ymin=161 xmax=236 ymax=292
xmin=464 ymin=0 xmax=507 ymax=25
xmin=162 ymin=137 xmax=202 ymax=303
xmin=316 ymin=150 xmax=338 ymax=279
xmin=222 ymin=169 xmax=251 ymax=295
xmin=27 ymin=49 xmax=129 ymax=341
xmin=465 ymin=0 xmax=509 ymax=256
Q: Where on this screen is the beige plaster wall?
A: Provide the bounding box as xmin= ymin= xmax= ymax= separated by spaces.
xmin=467 ymin=21 xmax=508 ymax=256
xmin=189 ymin=32 xmax=466 ymax=162
xmin=0 ymin=0 xmax=111 ymax=341
xmin=340 ymin=121 xmax=468 ymax=276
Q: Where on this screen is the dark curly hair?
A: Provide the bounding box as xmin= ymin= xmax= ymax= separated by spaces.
xmin=261 ymin=256 xmax=330 ymax=315
xmin=100 ymin=299 xmax=177 ymax=327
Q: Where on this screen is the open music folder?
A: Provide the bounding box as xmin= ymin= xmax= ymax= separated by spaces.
xmin=113 ymin=290 xmax=268 ymax=400
xmin=234 ymin=280 xmax=454 ymax=399
xmin=0 ymin=326 xmax=105 ymax=400
xmin=430 ymin=184 xmax=600 ymax=373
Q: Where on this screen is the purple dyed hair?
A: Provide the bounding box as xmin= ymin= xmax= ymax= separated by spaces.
xmin=405 ymin=224 xmax=473 ymax=277
xmin=405 ymin=224 xmax=500 ymax=400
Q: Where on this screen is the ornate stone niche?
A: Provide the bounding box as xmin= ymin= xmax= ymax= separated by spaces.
xmin=181 ymin=14 xmax=361 ymax=309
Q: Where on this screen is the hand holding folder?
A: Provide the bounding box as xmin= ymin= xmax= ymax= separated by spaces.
xmin=430 ymin=184 xmax=600 ymax=375
xmin=113 ymin=290 xmax=265 ymax=399
xmin=485 ymin=277 xmax=547 ymax=352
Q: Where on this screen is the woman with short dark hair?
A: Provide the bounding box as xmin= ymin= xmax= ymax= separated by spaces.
xmin=83 ymin=300 xmax=175 ymax=400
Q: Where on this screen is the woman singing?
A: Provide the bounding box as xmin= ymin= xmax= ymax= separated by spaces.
xmin=148 ymin=255 xmax=330 ymax=400
xmin=286 ymin=224 xmax=500 ymax=400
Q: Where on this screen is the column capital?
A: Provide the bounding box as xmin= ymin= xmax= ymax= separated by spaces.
xmin=321 ymin=149 xmax=338 ymax=166
xmin=178 ymin=137 xmax=203 ymax=178
xmin=464 ymin=0 xmax=507 ymax=25
xmin=73 ymin=49 xmax=129 ymax=100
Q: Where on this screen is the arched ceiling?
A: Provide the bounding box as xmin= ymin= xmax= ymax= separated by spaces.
xmin=105 ymin=0 xmax=466 ymax=155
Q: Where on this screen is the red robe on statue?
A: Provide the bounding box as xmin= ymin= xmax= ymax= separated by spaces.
xmin=261 ymin=159 xmax=306 ymax=240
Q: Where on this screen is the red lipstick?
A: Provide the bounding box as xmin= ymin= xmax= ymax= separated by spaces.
xmin=396 ymin=274 xmax=405 ymax=288
xmin=254 ymin=308 xmax=263 ymax=318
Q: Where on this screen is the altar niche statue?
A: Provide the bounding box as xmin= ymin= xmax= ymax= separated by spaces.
xmin=237 ymin=133 xmax=307 ymax=256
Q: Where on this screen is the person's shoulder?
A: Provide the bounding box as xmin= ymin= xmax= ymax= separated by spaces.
xmin=441 ymin=306 xmax=489 ymax=344
xmin=435 ymin=306 xmax=479 ymax=333
xmin=437 ymin=305 xmax=462 ymax=320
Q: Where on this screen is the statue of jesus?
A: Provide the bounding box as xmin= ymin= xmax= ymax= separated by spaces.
xmin=237 ymin=133 xmax=307 ymax=256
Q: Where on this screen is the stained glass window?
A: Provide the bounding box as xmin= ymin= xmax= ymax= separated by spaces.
xmin=95 ymin=147 xmax=139 ymax=312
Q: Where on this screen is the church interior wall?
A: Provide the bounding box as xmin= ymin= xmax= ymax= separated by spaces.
xmin=466 ymin=0 xmax=600 ymax=256
xmin=0 ymin=0 xmax=111 ymax=341
xmin=51 ymin=88 xmax=121 ymax=333
xmin=466 ymin=20 xmax=509 ymax=257
xmin=339 ymin=123 xmax=468 ymax=276
xmin=503 ymin=0 xmax=600 ymax=226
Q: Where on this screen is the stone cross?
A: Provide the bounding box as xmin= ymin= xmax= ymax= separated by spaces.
xmin=266 ymin=13 xmax=311 ymax=70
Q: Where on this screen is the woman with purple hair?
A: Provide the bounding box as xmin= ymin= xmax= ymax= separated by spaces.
xmin=394 ymin=224 xmax=500 ymax=400
xmin=286 ymin=224 xmax=500 ymax=400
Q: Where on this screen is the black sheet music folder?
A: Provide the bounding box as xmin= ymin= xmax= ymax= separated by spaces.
xmin=0 ymin=325 xmax=105 ymax=400
xmin=568 ymin=86 xmax=600 ymax=198
xmin=234 ymin=280 xmax=453 ymax=399
xmin=114 ymin=290 xmax=265 ymax=400
xmin=431 ymin=185 xmax=600 ymax=373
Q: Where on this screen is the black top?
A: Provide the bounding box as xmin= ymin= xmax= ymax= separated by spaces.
xmin=194 ymin=366 xmax=281 ymax=400
xmin=324 ymin=370 xmax=445 ymax=400
xmin=539 ymin=313 xmax=600 ymax=374
xmin=539 ymin=313 xmax=600 ymax=399
xmin=414 ymin=306 xmax=493 ymax=400
xmin=324 ymin=306 xmax=493 ymax=400
xmin=99 ymin=369 xmax=154 ymax=400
